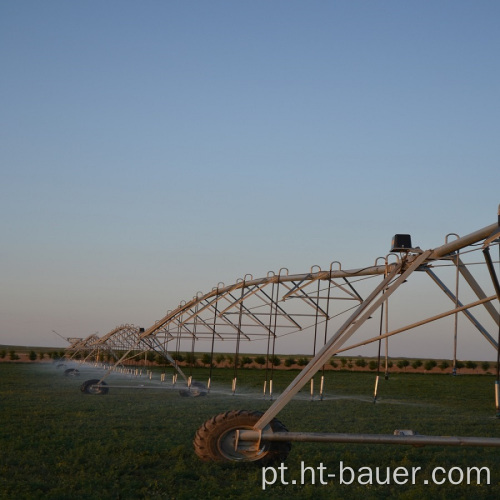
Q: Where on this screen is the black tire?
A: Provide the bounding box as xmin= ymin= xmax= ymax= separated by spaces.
xmin=80 ymin=379 xmax=108 ymax=395
xmin=193 ymin=410 xmax=291 ymax=464
xmin=179 ymin=380 xmax=207 ymax=397
xmin=64 ymin=368 xmax=80 ymax=377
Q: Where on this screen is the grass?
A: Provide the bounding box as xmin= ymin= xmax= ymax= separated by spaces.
xmin=0 ymin=363 xmax=499 ymax=499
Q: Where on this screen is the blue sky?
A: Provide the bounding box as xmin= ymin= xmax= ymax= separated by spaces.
xmin=1 ymin=1 xmax=499 ymax=359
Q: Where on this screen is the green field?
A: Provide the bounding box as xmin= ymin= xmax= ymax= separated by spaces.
xmin=1 ymin=362 xmax=499 ymax=499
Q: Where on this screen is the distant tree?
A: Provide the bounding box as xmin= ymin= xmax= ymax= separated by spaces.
xmin=355 ymin=358 xmax=367 ymax=368
xmin=215 ymin=354 xmax=226 ymax=365
xmin=201 ymin=353 xmax=213 ymax=366
xmin=411 ymin=360 xmax=423 ymax=370
xmin=254 ymin=356 xmax=266 ymax=366
xmin=386 ymin=360 xmax=393 ymax=369
xmin=171 ymin=352 xmax=184 ymax=363
xmin=424 ymin=360 xmax=437 ymax=372
xmin=297 ymin=357 xmax=308 ymax=366
xmin=465 ymin=360 xmax=477 ymax=371
xmin=481 ymin=361 xmax=490 ymax=372
xmin=185 ymin=352 xmax=197 ymax=365
xmin=144 ymin=351 xmax=156 ymax=363
xmin=225 ymin=354 xmax=234 ymax=365
xmin=330 ymin=359 xmax=338 ymax=369
xmin=439 ymin=361 xmax=450 ymax=371
xmin=38 ymin=352 xmax=45 ymax=360
xmin=9 ymin=350 xmax=19 ymax=361
xmin=284 ymin=357 xmax=295 ymax=367
xmin=28 ymin=350 xmax=37 ymax=361
xmin=340 ymin=358 xmax=347 ymax=368
xmin=269 ymin=355 xmax=281 ymax=366
xmin=58 ymin=351 xmax=65 ymax=358
xmin=0 ymin=349 xmax=7 ymax=359
xmin=455 ymin=360 xmax=465 ymax=371
xmin=241 ymin=356 xmax=252 ymax=367
xmin=155 ymin=353 xmax=167 ymax=365
xmin=368 ymin=360 xmax=378 ymax=371
xmin=397 ymin=359 xmax=410 ymax=371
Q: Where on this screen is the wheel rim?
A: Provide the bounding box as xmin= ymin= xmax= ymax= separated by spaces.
xmin=217 ymin=424 xmax=271 ymax=461
xmin=88 ymin=383 xmax=104 ymax=394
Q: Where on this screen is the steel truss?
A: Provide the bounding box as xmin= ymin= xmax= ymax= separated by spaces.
xmin=66 ymin=333 xmax=100 ymax=361
xmin=81 ymin=209 xmax=500 ymax=459
xmin=194 ymin=214 xmax=499 ymax=459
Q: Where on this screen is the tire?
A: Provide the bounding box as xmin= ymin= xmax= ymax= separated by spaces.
xmin=80 ymin=379 xmax=108 ymax=395
xmin=179 ymin=380 xmax=207 ymax=397
xmin=64 ymin=368 xmax=80 ymax=377
xmin=193 ymin=410 xmax=291 ymax=464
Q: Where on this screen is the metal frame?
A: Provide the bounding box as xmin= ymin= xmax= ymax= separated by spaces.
xmin=82 ymin=209 xmax=500 ymax=450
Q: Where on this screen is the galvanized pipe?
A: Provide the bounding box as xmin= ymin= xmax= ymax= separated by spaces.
xmin=429 ymin=222 xmax=498 ymax=259
xmin=237 ymin=430 xmax=500 ymax=447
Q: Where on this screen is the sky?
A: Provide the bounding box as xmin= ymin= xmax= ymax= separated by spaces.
xmin=1 ymin=1 xmax=499 ymax=360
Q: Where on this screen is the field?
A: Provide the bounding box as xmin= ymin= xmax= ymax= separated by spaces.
xmin=1 ymin=362 xmax=499 ymax=499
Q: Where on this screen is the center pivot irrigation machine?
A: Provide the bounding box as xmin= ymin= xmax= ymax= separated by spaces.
xmin=76 ymin=207 xmax=500 ymax=464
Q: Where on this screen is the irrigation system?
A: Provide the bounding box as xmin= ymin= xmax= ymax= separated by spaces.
xmin=69 ymin=206 xmax=500 ymax=463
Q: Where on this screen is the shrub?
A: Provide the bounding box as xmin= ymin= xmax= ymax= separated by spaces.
xmin=397 ymin=359 xmax=410 ymax=371
xmin=455 ymin=360 xmax=465 ymax=370
xmin=38 ymin=352 xmax=45 ymax=360
xmin=185 ymin=352 xmax=197 ymax=365
xmin=368 ymin=360 xmax=378 ymax=371
xmin=297 ymin=357 xmax=308 ymax=366
xmin=465 ymin=360 xmax=477 ymax=371
xmin=270 ymin=355 xmax=281 ymax=366
xmin=330 ymin=359 xmax=338 ymax=368
xmin=439 ymin=361 xmax=450 ymax=371
xmin=411 ymin=360 xmax=423 ymax=370
xmin=144 ymin=351 xmax=156 ymax=362
xmin=171 ymin=352 xmax=184 ymax=363
xmin=28 ymin=350 xmax=37 ymax=361
xmin=200 ymin=353 xmax=213 ymax=366
xmin=355 ymin=358 xmax=367 ymax=368
xmin=424 ymin=360 xmax=437 ymax=371
xmin=284 ymin=357 xmax=296 ymax=367
xmin=241 ymin=356 xmax=252 ymax=367
xmin=340 ymin=358 xmax=347 ymax=367
xmin=215 ymin=354 xmax=226 ymax=365
xmin=9 ymin=350 xmax=19 ymax=361
xmin=0 ymin=349 xmax=6 ymax=359
xmin=254 ymin=356 xmax=266 ymax=365
xmin=481 ymin=361 xmax=490 ymax=372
